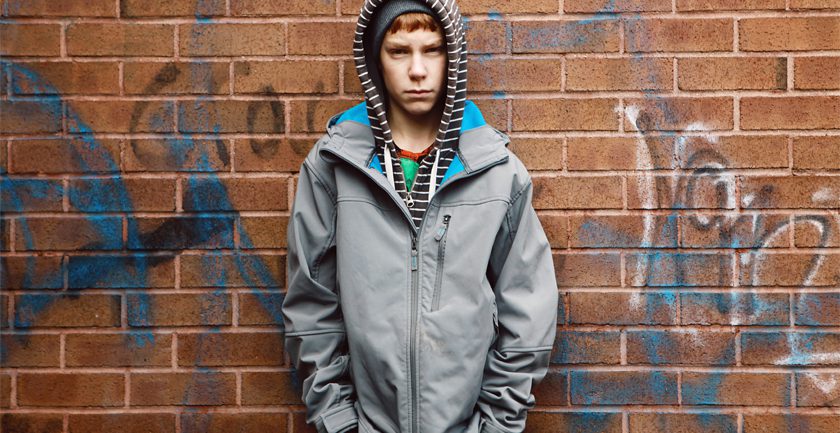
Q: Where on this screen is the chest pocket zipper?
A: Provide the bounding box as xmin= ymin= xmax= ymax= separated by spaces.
xmin=431 ymin=214 xmax=451 ymax=312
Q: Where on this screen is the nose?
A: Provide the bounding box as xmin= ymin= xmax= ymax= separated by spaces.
xmin=408 ymin=53 xmax=427 ymax=81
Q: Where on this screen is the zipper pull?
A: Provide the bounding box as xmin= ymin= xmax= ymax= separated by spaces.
xmin=411 ymin=235 xmax=418 ymax=271
xmin=434 ymin=215 xmax=451 ymax=241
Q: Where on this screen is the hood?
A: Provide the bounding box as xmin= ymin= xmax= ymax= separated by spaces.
xmin=352 ymin=0 xmax=469 ymax=226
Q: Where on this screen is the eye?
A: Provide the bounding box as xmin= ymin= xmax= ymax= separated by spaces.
xmin=427 ymin=45 xmax=444 ymax=53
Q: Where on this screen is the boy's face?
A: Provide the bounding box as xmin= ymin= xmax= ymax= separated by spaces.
xmin=378 ymin=26 xmax=447 ymax=119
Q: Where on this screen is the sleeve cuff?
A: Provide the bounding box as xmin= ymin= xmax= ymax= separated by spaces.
xmin=316 ymin=402 xmax=359 ymax=433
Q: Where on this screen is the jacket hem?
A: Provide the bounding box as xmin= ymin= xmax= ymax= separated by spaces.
xmin=480 ymin=417 xmax=513 ymax=433
xmin=317 ymin=402 xmax=359 ymax=433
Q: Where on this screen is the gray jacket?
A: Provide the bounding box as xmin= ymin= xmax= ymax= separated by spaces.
xmin=281 ymin=101 xmax=559 ymax=433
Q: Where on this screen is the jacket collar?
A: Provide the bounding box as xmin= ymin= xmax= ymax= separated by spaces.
xmin=321 ymin=101 xmax=510 ymax=175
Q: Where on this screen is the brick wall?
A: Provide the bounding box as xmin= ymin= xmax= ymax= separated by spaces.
xmin=2 ymin=0 xmax=840 ymax=432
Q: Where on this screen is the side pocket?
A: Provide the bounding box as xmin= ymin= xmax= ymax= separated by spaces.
xmin=431 ymin=214 xmax=451 ymax=312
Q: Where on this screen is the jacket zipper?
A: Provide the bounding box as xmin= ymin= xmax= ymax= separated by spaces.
xmin=320 ymin=144 xmax=509 ymax=433
xmin=431 ymin=214 xmax=451 ymax=312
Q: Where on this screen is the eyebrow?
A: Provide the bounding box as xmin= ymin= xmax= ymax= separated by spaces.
xmin=385 ymin=40 xmax=444 ymax=49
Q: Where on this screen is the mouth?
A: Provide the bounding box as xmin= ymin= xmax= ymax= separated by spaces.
xmin=406 ymin=90 xmax=432 ymax=95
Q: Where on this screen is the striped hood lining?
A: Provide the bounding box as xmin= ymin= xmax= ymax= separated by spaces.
xmin=353 ymin=0 xmax=468 ymax=229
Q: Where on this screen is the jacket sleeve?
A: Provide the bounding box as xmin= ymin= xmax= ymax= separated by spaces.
xmin=281 ymin=158 xmax=359 ymax=433
xmin=476 ymin=178 xmax=559 ymax=433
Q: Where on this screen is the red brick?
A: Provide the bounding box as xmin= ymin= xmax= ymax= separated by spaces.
xmin=235 ymin=138 xmax=308 ymax=173
xmin=0 ymin=294 xmax=8 ymax=328
xmin=537 ymin=213 xmax=569 ymax=248
xmin=571 ymin=371 xmax=678 ymax=405
xmin=569 ymin=292 xmax=678 ymax=325
xmin=11 ymin=62 xmax=120 ymax=95
xmin=630 ymin=413 xmax=737 ymax=433
xmin=508 ymin=138 xmax=564 ymax=171
xmin=627 ymin=175 xmax=737 ymax=210
xmin=124 ymin=139 xmax=232 ymax=172
xmin=680 ymin=292 xmax=790 ymax=326
xmin=512 ymin=20 xmax=620 ymax=54
xmin=0 ymin=101 xmax=63 ymax=134
xmin=124 ymin=62 xmax=230 ymax=95
xmin=627 ymin=253 xmax=733 ymax=287
xmin=741 ymin=18 xmax=840 ymax=51
xmin=129 ymin=216 xmax=234 ymax=250
xmin=69 ymin=100 xmax=175 ymax=133
xmin=741 ymin=176 xmax=840 ymax=209
xmin=127 ymin=293 xmax=231 ymax=327
xmin=65 ymin=255 xmax=174 ymax=289
xmin=796 ymin=293 xmax=840 ymax=326
xmin=0 ymin=374 xmax=10 ymax=408
xmin=235 ymin=61 xmax=339 ymax=94
xmin=14 ymin=216 xmax=122 ymax=251
xmin=130 ymin=372 xmax=235 ymax=406
xmin=69 ymin=178 xmax=176 ymax=212
xmin=468 ymin=59 xmax=563 ymax=92
xmin=681 ymin=214 xmax=790 ymax=249
xmin=624 ymin=97 xmax=733 ymax=132
xmin=742 ymin=97 xmax=840 ymax=130
xmin=678 ymin=0 xmax=785 ymax=10
xmin=791 ymin=0 xmax=840 ymax=8
xmin=239 ymin=291 xmax=286 ymax=325
xmin=242 ymin=371 xmax=299 ymax=404
xmin=292 ymin=411 xmax=318 ymax=433
xmin=796 ymin=372 xmax=840 ymax=407
xmin=180 ymin=413 xmax=288 ymax=433
xmin=567 ymin=58 xmax=672 ymax=91
xmin=682 ymin=372 xmax=790 ymax=406
xmin=344 ymin=60 xmax=363 ymax=94
xmin=178 ymin=332 xmax=283 ymax=367
xmin=626 ymin=19 xmax=733 ymax=53
xmin=679 ymin=57 xmax=786 ymax=90
xmin=66 ymin=333 xmax=172 ymax=367
xmin=744 ymin=415 xmax=840 ymax=433
xmin=568 ymin=136 xmax=676 ymax=171
xmin=183 ymin=177 xmax=288 ymax=211
xmin=7 ymin=0 xmax=116 ymax=16
xmin=554 ymin=253 xmax=621 ymax=287
xmin=232 ymin=0 xmax=336 ymax=16
xmin=553 ymin=331 xmax=621 ymax=364
xmin=180 ymin=24 xmax=285 ymax=56
xmin=740 ymin=253 xmax=840 ymax=287
xmin=459 ymin=0 xmax=559 ymax=13
xmin=289 ymin=22 xmax=355 ymax=55
xmin=0 ymin=413 xmax=63 ymax=433
xmin=531 ymin=370 xmax=568 ymax=406
xmin=465 ymin=20 xmax=508 ymax=54
xmin=0 ymin=333 xmax=60 ymax=367
xmin=512 ymin=98 xmax=618 ymax=132
xmin=679 ymin=135 xmax=788 ymax=169
xmin=121 ymin=0 xmax=226 ymax=17
xmin=18 ymin=373 xmax=124 ymax=407
xmin=67 ymin=24 xmax=174 ymax=57
xmin=527 ymin=412 xmax=622 ymax=433
xmin=627 ymin=330 xmax=736 ymax=365
xmin=289 ymin=99 xmax=358 ymax=133
xmin=180 ymin=253 xmax=285 ymax=288
xmin=1 ymin=256 xmax=63 ymax=289
xmin=10 ymin=138 xmax=121 ymax=174
xmin=69 ymin=413 xmax=176 ymax=433
xmin=570 ymin=215 xmax=677 ymax=248
xmin=566 ymin=0 xmax=670 ymax=12
xmin=14 ymin=294 xmax=121 ymax=328
xmin=0 ymin=24 xmax=61 ymax=56
xmin=239 ymin=216 xmax=289 ymax=249
xmin=796 ymin=57 xmax=840 ymax=90
xmin=533 ymin=176 xmax=622 ymax=209
xmin=742 ymin=332 xmax=840 ymax=366
xmin=471 ymin=99 xmax=507 ymax=129
xmin=178 ymin=100 xmax=283 ymax=133
xmin=795 ymin=214 xmax=840 ymax=248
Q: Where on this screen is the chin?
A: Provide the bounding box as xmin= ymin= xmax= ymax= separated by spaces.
xmin=400 ymin=101 xmax=436 ymax=117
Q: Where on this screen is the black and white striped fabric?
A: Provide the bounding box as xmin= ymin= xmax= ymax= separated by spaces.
xmin=353 ymin=0 xmax=469 ymax=229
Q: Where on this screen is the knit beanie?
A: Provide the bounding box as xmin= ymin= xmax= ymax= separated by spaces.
xmin=362 ymin=0 xmax=442 ymax=98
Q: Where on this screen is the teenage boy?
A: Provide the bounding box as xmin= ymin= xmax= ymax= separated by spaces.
xmin=281 ymin=1 xmax=558 ymax=433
